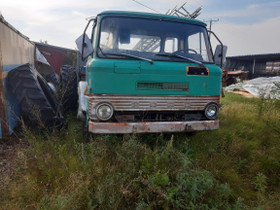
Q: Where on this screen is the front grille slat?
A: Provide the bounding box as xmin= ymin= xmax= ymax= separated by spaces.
xmin=137 ymin=82 xmax=188 ymax=91
xmin=88 ymin=95 xmax=219 ymax=112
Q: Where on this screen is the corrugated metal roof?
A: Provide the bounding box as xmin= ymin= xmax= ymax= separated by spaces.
xmin=227 ymin=53 xmax=280 ymax=61
xmin=34 ymin=42 xmax=76 ymax=53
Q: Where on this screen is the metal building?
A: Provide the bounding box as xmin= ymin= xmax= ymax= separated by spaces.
xmin=226 ymin=53 xmax=280 ymax=79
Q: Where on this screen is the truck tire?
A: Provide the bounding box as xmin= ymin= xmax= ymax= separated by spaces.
xmin=59 ymin=65 xmax=78 ymax=111
xmin=45 ymin=72 xmax=59 ymax=87
xmin=7 ymin=63 xmax=64 ymax=127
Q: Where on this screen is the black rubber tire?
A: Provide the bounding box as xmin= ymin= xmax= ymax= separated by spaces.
xmin=7 ymin=63 xmax=64 ymax=127
xmin=59 ymin=65 xmax=78 ymax=111
xmin=45 ymin=72 xmax=59 ymax=87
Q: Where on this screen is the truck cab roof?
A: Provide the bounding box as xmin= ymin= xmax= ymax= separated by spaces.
xmin=97 ymin=10 xmax=207 ymax=27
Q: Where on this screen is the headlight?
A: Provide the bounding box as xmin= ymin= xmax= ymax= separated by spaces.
xmin=96 ymin=103 xmax=114 ymax=121
xmin=204 ymin=103 xmax=219 ymax=120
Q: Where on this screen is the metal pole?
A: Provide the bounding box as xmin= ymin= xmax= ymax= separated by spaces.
xmin=252 ymin=58 xmax=256 ymax=75
xmin=205 ymin=18 xmax=219 ymax=38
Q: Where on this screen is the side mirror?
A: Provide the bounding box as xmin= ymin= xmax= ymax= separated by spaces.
xmin=214 ymin=45 xmax=227 ymax=68
xmin=76 ymin=34 xmax=94 ymax=61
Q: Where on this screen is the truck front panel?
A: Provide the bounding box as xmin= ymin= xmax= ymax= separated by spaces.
xmin=83 ymin=11 xmax=222 ymax=133
xmin=88 ymin=59 xmax=221 ymax=96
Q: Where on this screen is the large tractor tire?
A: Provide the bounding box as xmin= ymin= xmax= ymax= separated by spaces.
xmin=7 ymin=63 xmax=64 ymax=127
xmin=45 ymin=72 xmax=59 ymax=88
xmin=59 ymin=65 xmax=78 ymax=111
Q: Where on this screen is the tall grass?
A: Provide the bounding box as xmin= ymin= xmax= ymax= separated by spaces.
xmin=0 ymin=92 xmax=280 ymax=209
xmin=188 ymin=93 xmax=280 ymax=207
xmin=0 ymin=115 xmax=242 ymax=209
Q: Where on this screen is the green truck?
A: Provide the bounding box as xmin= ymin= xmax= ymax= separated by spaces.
xmin=76 ymin=11 xmax=226 ymax=134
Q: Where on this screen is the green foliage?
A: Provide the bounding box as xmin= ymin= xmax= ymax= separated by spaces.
xmin=188 ymin=92 xmax=280 ymax=207
xmin=271 ymin=82 xmax=280 ymax=99
xmin=254 ymin=173 xmax=267 ymax=194
xmin=0 ymin=115 xmax=242 ymax=209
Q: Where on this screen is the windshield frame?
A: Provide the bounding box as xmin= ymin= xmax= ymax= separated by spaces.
xmin=96 ymin=15 xmax=214 ymax=64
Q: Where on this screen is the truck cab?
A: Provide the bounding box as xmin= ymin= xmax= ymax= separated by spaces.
xmin=77 ymin=11 xmax=226 ymax=134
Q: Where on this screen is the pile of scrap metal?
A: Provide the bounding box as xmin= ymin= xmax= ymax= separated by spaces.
xmin=222 ymin=69 xmax=248 ymax=86
xmin=225 ymin=76 xmax=280 ymax=99
xmin=0 ymin=14 xmax=78 ymax=139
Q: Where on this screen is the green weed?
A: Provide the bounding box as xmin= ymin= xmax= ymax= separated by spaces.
xmin=1 ymin=116 xmax=243 ymax=209
xmin=188 ymin=92 xmax=280 ymax=206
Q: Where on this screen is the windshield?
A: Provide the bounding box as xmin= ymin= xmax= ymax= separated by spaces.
xmin=98 ymin=16 xmax=213 ymax=63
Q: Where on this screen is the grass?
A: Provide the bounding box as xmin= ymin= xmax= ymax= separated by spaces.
xmin=188 ymin=93 xmax=280 ymax=207
xmin=0 ymin=92 xmax=280 ymax=209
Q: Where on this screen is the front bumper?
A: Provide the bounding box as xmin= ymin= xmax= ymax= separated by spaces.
xmin=88 ymin=120 xmax=219 ymax=134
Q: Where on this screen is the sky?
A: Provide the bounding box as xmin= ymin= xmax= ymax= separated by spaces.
xmin=1 ymin=0 xmax=280 ymax=56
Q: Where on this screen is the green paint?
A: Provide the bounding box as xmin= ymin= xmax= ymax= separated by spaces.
xmin=97 ymin=11 xmax=207 ymax=27
xmin=86 ymin=11 xmax=222 ymax=96
xmin=88 ymin=59 xmax=221 ymax=95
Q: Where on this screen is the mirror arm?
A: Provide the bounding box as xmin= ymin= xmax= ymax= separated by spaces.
xmin=208 ymin=30 xmax=224 ymax=68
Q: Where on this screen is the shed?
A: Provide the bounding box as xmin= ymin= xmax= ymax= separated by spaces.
xmin=225 ymin=53 xmax=280 ymax=79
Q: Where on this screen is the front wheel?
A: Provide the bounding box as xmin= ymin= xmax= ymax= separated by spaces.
xmin=59 ymin=65 xmax=78 ymax=111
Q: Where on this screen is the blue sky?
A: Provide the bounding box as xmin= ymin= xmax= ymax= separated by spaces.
xmin=1 ymin=0 xmax=280 ymax=56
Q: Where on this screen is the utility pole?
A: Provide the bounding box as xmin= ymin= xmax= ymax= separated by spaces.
xmin=204 ymin=18 xmax=219 ymax=39
xmin=204 ymin=18 xmax=219 ymax=31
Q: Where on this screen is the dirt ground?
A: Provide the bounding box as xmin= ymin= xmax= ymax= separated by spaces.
xmin=227 ymin=90 xmax=258 ymax=98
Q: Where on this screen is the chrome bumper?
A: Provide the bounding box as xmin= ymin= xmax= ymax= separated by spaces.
xmin=88 ymin=120 xmax=219 ymax=134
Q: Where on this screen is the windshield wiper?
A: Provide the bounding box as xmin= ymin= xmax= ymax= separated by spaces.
xmin=156 ymin=52 xmax=204 ymax=66
xmin=104 ymin=51 xmax=154 ymax=64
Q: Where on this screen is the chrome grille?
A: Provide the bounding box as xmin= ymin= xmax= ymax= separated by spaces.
xmin=137 ymin=82 xmax=188 ymax=91
xmin=88 ymin=94 xmax=219 ymax=112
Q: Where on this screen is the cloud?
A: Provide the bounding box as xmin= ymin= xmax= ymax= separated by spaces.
xmin=0 ymin=0 xmax=206 ymax=49
xmin=213 ymin=15 xmax=280 ymax=56
xmin=1 ymin=0 xmax=279 ymax=56
xmin=204 ymin=1 xmax=280 ymax=24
